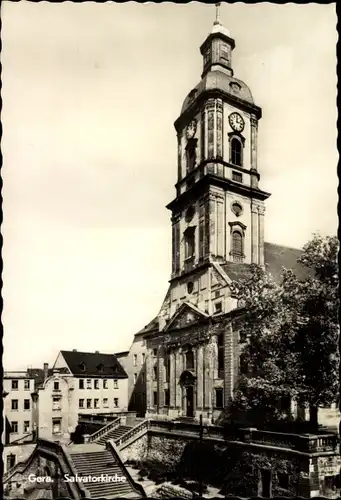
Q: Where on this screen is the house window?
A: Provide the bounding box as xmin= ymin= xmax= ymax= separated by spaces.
xmin=7 ymin=454 xmax=16 ymax=470
xmin=142 ymin=353 xmax=145 ymax=364
xmin=103 ymin=398 xmax=108 ymax=408
xmin=94 ymin=398 xmax=99 ymax=409
xmin=277 ymin=472 xmax=289 ymax=489
xmin=11 ymin=380 xmax=18 ymax=391
xmin=79 ymin=379 xmax=84 ymax=389
xmin=164 ymin=389 xmax=170 ymax=407
xmin=114 ymin=398 xmax=119 ymax=408
xmin=134 ymin=373 xmax=137 ymax=383
xmin=214 ymin=302 xmax=222 ymax=314
xmin=11 ymin=421 xmax=18 ymax=433
xmin=53 ymin=381 xmax=60 ymax=391
xmin=86 ymin=399 xmax=92 ymax=409
xmin=232 ymin=171 xmax=243 ymax=183
xmin=114 ymin=379 xmax=118 ymax=389
xmin=24 ymin=421 xmax=30 ymax=433
xmin=52 ymin=397 xmax=61 ymax=410
xmin=24 ymin=380 xmax=30 ymax=390
xmin=231 ymin=231 xmax=244 ymax=263
xmin=11 ymin=400 xmax=18 ymax=411
xmin=215 ymin=388 xmax=224 ymax=409
xmin=153 ymin=367 xmax=157 ymax=380
xmin=153 ymin=391 xmax=158 ymax=406
xmin=52 ymin=418 xmax=62 ymax=435
xmin=79 ymin=363 xmax=86 ymax=372
xmin=184 ymin=227 xmax=195 ymax=259
xmin=185 ymin=350 xmax=194 ymax=370
xmin=24 ymin=399 xmax=30 ymax=410
xmin=230 ymin=137 xmax=242 ymax=166
xmin=86 ymin=379 xmax=92 ymax=389
xmin=133 ymin=354 xmax=137 ymax=366
xmin=153 ymin=348 xmax=157 ymax=357
xmin=79 ymin=399 xmax=84 ymax=409
xmin=94 ymin=379 xmax=99 ymax=390
xmin=259 ymin=469 xmax=272 ymax=498
xmin=103 ymin=379 xmax=108 ymax=389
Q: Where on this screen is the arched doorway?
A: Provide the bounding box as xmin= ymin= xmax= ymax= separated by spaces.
xmin=179 ymin=370 xmax=196 ymax=418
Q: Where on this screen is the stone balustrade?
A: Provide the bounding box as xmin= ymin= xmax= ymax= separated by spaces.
xmin=87 ymin=417 xmax=121 ymax=443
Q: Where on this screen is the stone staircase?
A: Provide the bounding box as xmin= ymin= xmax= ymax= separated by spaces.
xmin=69 ymin=445 xmax=140 ymax=498
xmin=96 ymin=425 xmax=132 ymax=445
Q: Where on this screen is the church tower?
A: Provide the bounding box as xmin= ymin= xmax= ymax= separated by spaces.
xmin=168 ymin=7 xmax=270 ymax=289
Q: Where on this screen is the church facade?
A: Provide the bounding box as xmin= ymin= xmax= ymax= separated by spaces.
xmin=127 ymin=17 xmax=308 ymax=422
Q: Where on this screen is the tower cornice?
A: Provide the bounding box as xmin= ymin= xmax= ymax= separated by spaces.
xmin=174 ymin=87 xmax=261 ymax=133
xmin=166 ymin=173 xmax=271 ymax=213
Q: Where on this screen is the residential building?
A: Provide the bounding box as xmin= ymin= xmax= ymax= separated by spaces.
xmin=37 ymin=349 xmax=128 ymax=443
xmin=3 ymin=371 xmax=36 ymax=444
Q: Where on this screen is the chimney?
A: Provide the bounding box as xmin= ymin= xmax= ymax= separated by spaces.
xmin=43 ymin=363 xmax=49 ymax=381
xmin=95 ymin=351 xmax=99 ymax=353
xmin=72 ymin=349 xmax=77 ymax=352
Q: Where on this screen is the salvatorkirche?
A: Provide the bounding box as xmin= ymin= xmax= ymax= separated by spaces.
xmin=141 ymin=7 xmax=303 ymax=422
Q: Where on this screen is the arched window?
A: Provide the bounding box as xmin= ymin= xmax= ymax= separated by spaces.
xmin=231 ymin=231 xmax=243 ymax=262
xmin=184 ymin=227 xmax=195 ymax=259
xmin=185 ymin=350 xmax=194 ymax=370
xmin=230 ymin=138 xmax=242 ymax=166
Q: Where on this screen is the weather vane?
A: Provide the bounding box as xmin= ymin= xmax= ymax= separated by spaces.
xmin=214 ymin=2 xmax=221 ymax=25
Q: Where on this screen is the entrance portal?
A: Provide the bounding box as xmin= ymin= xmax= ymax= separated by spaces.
xmin=186 ymin=386 xmax=194 ymax=417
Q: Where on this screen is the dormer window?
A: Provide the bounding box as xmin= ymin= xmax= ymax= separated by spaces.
xmin=79 ymin=362 xmax=86 ymax=372
xmin=97 ymin=364 xmax=104 ymax=373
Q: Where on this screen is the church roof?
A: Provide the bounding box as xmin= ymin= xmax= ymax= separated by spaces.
xmin=137 ymin=316 xmax=159 ymax=335
xmin=60 ymin=350 xmax=128 ymax=379
xmin=222 ymin=241 xmax=311 ymax=284
xmin=181 ymin=70 xmax=254 ymax=115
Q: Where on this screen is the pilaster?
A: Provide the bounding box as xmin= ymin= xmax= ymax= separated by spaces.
xmin=258 ymin=205 xmax=265 ymax=266
xmin=169 ymin=349 xmax=176 ymax=408
xmin=157 ymin=347 xmax=164 ymax=411
xmin=196 ymin=345 xmax=204 ymax=411
xmin=175 ymin=349 xmax=182 ymax=411
xmin=224 ymin=322 xmax=234 ymax=405
xmin=251 ymin=204 xmax=259 ymax=264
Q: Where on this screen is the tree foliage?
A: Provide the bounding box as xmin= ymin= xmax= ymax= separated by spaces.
xmin=229 ymin=234 xmax=339 ymax=428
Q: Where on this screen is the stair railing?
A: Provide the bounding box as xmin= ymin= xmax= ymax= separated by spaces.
xmin=106 ymin=440 xmax=146 ymax=497
xmin=88 ymin=416 xmax=121 ymax=443
xmin=114 ymin=419 xmax=149 ymax=449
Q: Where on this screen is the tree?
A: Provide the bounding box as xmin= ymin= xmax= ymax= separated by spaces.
xmin=230 ymin=234 xmax=339 ymax=429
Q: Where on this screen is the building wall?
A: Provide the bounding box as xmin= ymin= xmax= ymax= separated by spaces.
xmin=125 ymin=334 xmax=147 ymax=416
xmin=37 ymin=373 xmax=128 ymax=443
xmin=3 ymin=443 xmax=36 ymax=474
xmin=3 ymin=374 xmax=35 ymax=443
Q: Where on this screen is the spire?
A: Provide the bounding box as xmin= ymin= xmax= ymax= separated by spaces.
xmin=214 ymin=3 xmax=221 ymax=26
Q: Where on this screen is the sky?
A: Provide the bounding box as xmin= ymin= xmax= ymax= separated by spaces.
xmin=2 ymin=2 xmax=337 ymax=370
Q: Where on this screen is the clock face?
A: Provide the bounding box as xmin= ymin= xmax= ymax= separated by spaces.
xmin=186 ymin=120 xmax=197 ymax=139
xmin=229 ymin=112 xmax=245 ymax=133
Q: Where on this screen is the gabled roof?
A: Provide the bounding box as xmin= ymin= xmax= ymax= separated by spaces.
xmin=164 ymin=302 xmax=209 ymax=332
xmin=136 ymin=316 xmax=159 ymax=335
xmin=60 ymin=350 xmax=128 ymax=379
xmin=27 ymin=368 xmax=53 ymax=390
xmin=222 ymin=241 xmax=311 ymax=284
